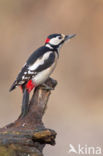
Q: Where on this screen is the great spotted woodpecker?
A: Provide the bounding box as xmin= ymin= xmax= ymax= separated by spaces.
xmin=10 ymin=33 xmax=76 ymax=93
xmin=9 ymin=33 xmax=76 ymax=117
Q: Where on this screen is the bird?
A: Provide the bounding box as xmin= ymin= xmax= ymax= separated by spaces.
xmin=9 ymin=33 xmax=76 ymax=117
xmin=10 ymin=33 xmax=76 ymax=93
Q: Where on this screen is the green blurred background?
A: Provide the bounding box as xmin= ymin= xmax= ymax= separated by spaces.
xmin=0 ymin=0 xmax=103 ymax=155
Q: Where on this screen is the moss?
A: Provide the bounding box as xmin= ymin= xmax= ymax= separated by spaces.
xmin=0 ymin=146 xmax=16 ymax=156
xmin=0 ymin=145 xmax=43 ymax=156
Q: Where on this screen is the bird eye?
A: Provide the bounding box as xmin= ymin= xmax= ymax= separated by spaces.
xmin=58 ymin=36 xmax=62 ymax=39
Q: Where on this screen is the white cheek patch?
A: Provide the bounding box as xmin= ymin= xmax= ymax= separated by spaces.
xmin=49 ymin=37 xmax=63 ymax=45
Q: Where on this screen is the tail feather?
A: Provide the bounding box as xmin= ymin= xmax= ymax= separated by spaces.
xmin=9 ymin=81 xmax=17 ymax=92
xmin=21 ymin=88 xmax=29 ymax=118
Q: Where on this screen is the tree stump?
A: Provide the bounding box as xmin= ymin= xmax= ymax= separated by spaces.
xmin=0 ymin=78 xmax=57 ymax=156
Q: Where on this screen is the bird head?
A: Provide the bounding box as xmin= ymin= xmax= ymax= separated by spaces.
xmin=45 ymin=33 xmax=76 ymax=49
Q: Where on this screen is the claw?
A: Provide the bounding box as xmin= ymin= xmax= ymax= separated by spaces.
xmin=41 ymin=83 xmax=54 ymax=91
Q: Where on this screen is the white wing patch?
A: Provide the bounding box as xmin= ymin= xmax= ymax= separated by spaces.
xmin=28 ymin=51 xmax=52 ymax=71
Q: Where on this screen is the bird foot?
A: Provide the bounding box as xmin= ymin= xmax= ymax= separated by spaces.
xmin=41 ymin=83 xmax=54 ymax=91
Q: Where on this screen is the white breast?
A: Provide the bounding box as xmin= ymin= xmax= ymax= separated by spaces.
xmin=32 ymin=52 xmax=58 ymax=85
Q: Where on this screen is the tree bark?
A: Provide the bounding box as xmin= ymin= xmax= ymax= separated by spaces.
xmin=0 ymin=78 xmax=57 ymax=156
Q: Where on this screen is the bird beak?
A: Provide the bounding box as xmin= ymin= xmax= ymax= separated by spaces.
xmin=65 ymin=34 xmax=76 ymax=41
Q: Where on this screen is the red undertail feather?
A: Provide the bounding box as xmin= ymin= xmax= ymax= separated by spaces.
xmin=26 ymin=80 xmax=35 ymax=93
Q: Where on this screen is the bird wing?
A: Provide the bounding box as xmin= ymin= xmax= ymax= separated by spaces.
xmin=9 ymin=46 xmax=55 ymax=91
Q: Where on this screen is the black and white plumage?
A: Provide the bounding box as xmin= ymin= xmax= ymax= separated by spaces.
xmin=9 ymin=33 xmax=76 ymax=93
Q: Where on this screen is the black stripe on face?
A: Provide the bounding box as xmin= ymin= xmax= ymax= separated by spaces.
xmin=48 ymin=40 xmax=64 ymax=50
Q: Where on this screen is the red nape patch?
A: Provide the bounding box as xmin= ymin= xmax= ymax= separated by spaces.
xmin=45 ymin=38 xmax=50 ymax=43
xmin=26 ymin=80 xmax=35 ymax=93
